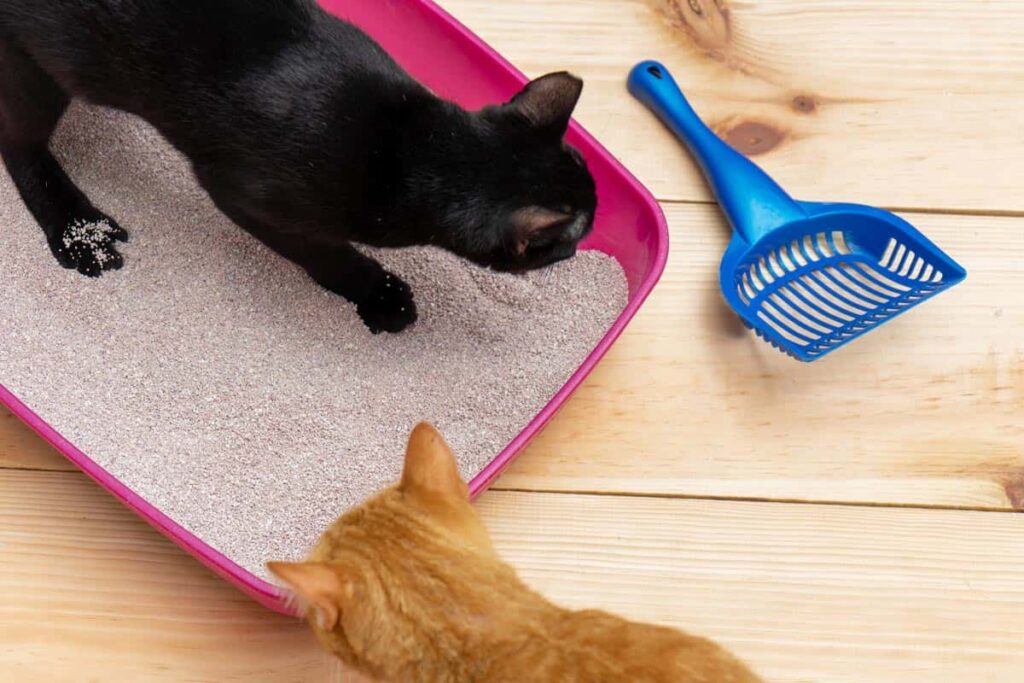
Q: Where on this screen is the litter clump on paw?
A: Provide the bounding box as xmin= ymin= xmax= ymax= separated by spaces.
xmin=53 ymin=217 xmax=126 ymax=276
xmin=62 ymin=220 xmax=117 ymax=262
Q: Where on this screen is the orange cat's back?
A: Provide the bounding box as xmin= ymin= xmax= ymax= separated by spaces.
xmin=550 ymin=609 xmax=762 ymax=682
xmin=476 ymin=607 xmax=762 ymax=682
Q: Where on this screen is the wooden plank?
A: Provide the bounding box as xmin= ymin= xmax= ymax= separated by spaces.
xmin=442 ymin=0 xmax=1024 ymax=213
xmin=3 ymin=205 xmax=1022 ymax=510
xmin=498 ymin=204 xmax=1024 ymax=510
xmin=2 ymin=469 xmax=1023 ymax=682
xmin=0 ymin=469 xmax=333 ymax=683
xmin=483 ymin=492 xmax=1024 ymax=683
xmin=0 ymin=407 xmax=71 ymax=472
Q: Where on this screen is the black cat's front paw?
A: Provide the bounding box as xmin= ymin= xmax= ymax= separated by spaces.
xmin=49 ymin=217 xmax=128 ymax=277
xmin=356 ymin=273 xmax=417 ymax=334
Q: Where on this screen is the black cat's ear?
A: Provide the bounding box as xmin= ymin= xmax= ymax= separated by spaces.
xmin=508 ymin=72 xmax=583 ymax=138
xmin=510 ymin=207 xmax=572 ymax=256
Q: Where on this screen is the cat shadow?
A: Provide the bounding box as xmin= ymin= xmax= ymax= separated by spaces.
xmin=700 ymin=271 xmax=796 ymax=410
xmin=702 ymin=282 xmax=748 ymax=339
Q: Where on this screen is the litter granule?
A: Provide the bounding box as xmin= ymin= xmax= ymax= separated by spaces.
xmin=61 ymin=219 xmax=116 ymax=259
xmin=0 ymin=104 xmax=628 ymax=578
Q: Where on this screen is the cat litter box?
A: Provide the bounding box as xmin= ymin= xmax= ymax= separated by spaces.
xmin=0 ymin=0 xmax=668 ymax=614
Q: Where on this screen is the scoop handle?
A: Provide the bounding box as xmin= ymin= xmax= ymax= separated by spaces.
xmin=627 ymin=60 xmax=804 ymax=242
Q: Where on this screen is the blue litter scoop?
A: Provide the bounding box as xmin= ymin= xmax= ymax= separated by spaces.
xmin=627 ymin=60 xmax=966 ymax=361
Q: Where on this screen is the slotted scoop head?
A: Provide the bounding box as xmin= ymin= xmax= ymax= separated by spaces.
xmin=628 ymin=61 xmax=966 ymax=361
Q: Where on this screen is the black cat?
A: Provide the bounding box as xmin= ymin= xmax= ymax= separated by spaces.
xmin=0 ymin=0 xmax=596 ymax=333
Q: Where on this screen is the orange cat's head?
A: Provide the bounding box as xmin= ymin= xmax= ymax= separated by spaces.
xmin=267 ymin=422 xmax=500 ymax=679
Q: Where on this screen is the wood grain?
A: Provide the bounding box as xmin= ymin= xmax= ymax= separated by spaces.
xmin=443 ymin=0 xmax=1024 ymax=213
xmin=500 ymin=204 xmax=1024 ymax=509
xmin=4 ymin=203 xmax=1022 ymax=510
xmin=0 ymin=408 xmax=70 ymax=472
xmin=482 ymin=491 xmax=1024 ymax=683
xmin=0 ymin=469 xmax=332 ymax=683
xmin=2 ymin=469 xmax=1023 ymax=682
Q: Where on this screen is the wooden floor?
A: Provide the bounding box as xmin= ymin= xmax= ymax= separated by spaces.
xmin=2 ymin=1 xmax=1023 ymax=681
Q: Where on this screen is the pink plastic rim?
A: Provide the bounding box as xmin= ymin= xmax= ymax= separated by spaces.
xmin=0 ymin=0 xmax=668 ymax=616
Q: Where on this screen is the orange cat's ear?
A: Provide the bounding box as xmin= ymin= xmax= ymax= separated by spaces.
xmin=400 ymin=422 xmax=468 ymax=502
xmin=267 ymin=561 xmax=353 ymax=630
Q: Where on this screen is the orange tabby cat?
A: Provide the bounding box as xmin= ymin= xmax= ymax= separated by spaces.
xmin=268 ymin=423 xmax=764 ymax=683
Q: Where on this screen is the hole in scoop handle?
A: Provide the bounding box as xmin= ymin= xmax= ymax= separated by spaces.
xmin=627 ymin=60 xmax=805 ymax=242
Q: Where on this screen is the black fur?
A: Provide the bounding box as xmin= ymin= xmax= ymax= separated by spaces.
xmin=0 ymin=0 xmax=596 ymax=333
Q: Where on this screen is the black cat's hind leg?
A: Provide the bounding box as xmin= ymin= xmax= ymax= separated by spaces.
xmin=0 ymin=40 xmax=127 ymax=276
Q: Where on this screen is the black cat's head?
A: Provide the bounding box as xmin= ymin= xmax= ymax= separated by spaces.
xmin=412 ymin=72 xmax=597 ymax=272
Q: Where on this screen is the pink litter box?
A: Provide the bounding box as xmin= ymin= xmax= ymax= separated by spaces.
xmin=0 ymin=0 xmax=668 ymax=614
